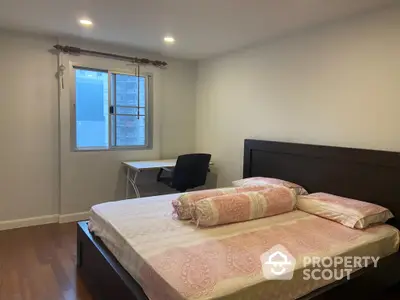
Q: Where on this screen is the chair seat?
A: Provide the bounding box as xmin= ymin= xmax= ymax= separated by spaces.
xmin=158 ymin=176 xmax=188 ymax=192
xmin=158 ymin=176 xmax=173 ymax=186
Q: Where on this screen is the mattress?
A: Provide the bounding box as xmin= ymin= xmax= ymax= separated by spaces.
xmin=89 ymin=193 xmax=399 ymax=300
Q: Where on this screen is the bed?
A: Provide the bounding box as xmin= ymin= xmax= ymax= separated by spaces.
xmin=77 ymin=139 xmax=400 ymax=300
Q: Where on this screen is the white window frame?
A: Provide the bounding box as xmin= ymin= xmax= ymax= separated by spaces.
xmin=70 ymin=63 xmax=153 ymax=151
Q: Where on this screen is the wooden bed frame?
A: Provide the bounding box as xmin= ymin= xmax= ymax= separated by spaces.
xmin=77 ymin=139 xmax=400 ymax=300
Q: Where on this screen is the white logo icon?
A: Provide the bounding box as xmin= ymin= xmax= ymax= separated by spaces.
xmin=260 ymin=244 xmax=296 ymax=280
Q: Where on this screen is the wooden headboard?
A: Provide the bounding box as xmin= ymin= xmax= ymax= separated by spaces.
xmin=243 ymin=139 xmax=400 ymax=225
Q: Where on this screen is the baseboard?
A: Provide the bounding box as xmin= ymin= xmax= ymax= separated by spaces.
xmin=0 ymin=214 xmax=59 ymax=231
xmin=59 ymin=212 xmax=90 ymax=223
xmin=0 ymin=211 xmax=90 ymax=231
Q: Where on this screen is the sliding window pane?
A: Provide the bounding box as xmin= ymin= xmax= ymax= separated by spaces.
xmin=115 ymin=74 xmax=146 ymax=107
xmin=75 ymin=69 xmax=109 ymax=149
xmin=115 ymin=115 xmax=146 ymax=146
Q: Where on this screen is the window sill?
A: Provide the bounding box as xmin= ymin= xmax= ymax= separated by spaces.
xmin=73 ymin=146 xmax=153 ymax=152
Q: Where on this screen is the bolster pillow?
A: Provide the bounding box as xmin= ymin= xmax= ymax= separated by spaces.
xmin=193 ymin=186 xmax=296 ymax=227
xmin=172 ymin=186 xmax=270 ymax=220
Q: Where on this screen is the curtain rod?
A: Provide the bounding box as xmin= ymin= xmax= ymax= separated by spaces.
xmin=53 ymin=44 xmax=168 ymax=68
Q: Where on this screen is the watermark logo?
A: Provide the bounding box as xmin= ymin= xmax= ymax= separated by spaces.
xmin=260 ymin=244 xmax=296 ymax=280
xmin=261 ymin=244 xmax=380 ymax=281
xmin=302 ymin=255 xmax=380 ymax=280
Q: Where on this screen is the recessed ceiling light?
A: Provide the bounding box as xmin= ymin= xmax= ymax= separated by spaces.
xmin=79 ymin=19 xmax=93 ymax=26
xmin=164 ymin=36 xmax=175 ymax=44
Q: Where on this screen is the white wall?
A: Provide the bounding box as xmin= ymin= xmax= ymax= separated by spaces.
xmin=196 ymin=7 xmax=400 ymax=187
xmin=0 ymin=32 xmax=59 ymax=221
xmin=0 ymin=30 xmax=197 ymax=221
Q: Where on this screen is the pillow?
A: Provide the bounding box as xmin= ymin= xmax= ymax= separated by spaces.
xmin=232 ymin=177 xmax=308 ymax=195
xmin=297 ymin=193 xmax=394 ymax=229
xmin=172 ymin=186 xmax=269 ymax=220
xmin=193 ymin=186 xmax=296 ymax=227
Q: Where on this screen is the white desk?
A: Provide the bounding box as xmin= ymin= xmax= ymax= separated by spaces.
xmin=122 ymin=159 xmax=212 ymax=198
xmin=122 ymin=159 xmax=177 ymax=198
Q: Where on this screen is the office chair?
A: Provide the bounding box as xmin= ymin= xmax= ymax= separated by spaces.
xmin=157 ymin=153 xmax=212 ymax=193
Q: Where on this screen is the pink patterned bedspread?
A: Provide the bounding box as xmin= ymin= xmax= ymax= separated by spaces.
xmin=89 ymin=193 xmax=399 ymax=300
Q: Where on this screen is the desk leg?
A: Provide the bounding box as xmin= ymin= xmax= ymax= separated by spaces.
xmin=125 ymin=168 xmax=130 ymax=199
xmin=126 ymin=168 xmax=141 ymax=199
xmin=131 ymin=171 xmax=141 ymax=198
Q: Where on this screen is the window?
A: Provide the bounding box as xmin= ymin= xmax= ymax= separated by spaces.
xmin=73 ymin=66 xmax=152 ymax=150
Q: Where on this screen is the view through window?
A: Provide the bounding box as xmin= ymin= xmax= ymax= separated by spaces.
xmin=74 ymin=67 xmax=151 ymax=150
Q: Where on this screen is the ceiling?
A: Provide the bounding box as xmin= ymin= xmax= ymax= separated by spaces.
xmin=0 ymin=0 xmax=394 ymax=59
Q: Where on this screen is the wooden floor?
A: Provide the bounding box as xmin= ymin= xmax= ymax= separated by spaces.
xmin=0 ymin=222 xmax=399 ymax=300
xmin=0 ymin=223 xmax=92 ymax=300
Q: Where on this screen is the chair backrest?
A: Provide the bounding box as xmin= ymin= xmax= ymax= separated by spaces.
xmin=172 ymin=153 xmax=211 ymax=191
